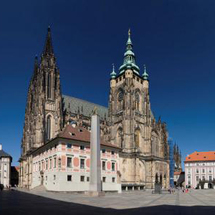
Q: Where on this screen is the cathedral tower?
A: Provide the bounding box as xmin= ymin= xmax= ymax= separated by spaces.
xmin=108 ymin=30 xmax=169 ymax=189
xmin=109 ymin=30 xmax=151 ymax=154
xmin=19 ymin=27 xmax=63 ymax=187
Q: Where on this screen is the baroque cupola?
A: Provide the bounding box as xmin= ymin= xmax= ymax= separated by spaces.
xmin=119 ymin=29 xmax=140 ymax=75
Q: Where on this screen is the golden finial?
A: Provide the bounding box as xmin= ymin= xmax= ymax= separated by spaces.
xmin=128 ymin=28 xmax=131 ymax=36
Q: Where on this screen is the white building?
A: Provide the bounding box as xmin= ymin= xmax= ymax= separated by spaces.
xmin=185 ymin=151 xmax=215 ymax=189
xmin=0 ymin=144 xmax=12 ymax=188
xmin=30 ymin=125 xmax=121 ymax=192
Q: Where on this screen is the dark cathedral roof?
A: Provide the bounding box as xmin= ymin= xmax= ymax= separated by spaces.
xmin=62 ymin=95 xmax=108 ymax=120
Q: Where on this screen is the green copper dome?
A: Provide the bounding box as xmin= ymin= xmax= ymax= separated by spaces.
xmin=119 ymin=29 xmax=140 ymax=75
xmin=142 ymin=64 xmax=149 ymax=80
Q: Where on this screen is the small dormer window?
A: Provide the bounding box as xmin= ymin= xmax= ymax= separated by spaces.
xmin=79 ymin=129 xmax=83 ymax=132
xmin=102 ymin=149 xmax=106 ymax=154
xmin=69 ymin=132 xmax=75 ymax=136
xmin=80 ymin=145 xmax=85 ymax=150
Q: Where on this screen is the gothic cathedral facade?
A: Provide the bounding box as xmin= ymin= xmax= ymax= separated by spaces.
xmin=19 ymin=28 xmax=170 ymax=189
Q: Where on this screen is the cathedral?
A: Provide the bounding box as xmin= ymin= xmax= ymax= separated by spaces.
xmin=19 ymin=27 xmax=172 ymax=190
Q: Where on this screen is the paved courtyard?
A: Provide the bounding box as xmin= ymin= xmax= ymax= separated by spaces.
xmin=1 ymin=189 xmax=215 ymax=214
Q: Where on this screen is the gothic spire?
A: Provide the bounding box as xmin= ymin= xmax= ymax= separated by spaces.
xmin=34 ymin=55 xmax=38 ymax=69
xmin=119 ymin=29 xmax=140 ymax=75
xmin=43 ymin=26 xmax=54 ymax=55
xmin=110 ymin=63 xmax=116 ymax=79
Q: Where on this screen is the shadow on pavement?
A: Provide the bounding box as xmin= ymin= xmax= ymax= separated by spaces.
xmin=1 ymin=190 xmax=215 ymax=215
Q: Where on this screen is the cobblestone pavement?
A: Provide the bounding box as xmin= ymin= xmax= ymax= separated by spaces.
xmin=1 ymin=189 xmax=215 ymax=215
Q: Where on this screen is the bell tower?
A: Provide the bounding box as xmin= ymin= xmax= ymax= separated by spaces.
xmin=108 ymin=30 xmax=151 ymax=154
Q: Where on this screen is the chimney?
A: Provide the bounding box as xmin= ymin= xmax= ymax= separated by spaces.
xmin=0 ymin=144 xmax=2 ymax=150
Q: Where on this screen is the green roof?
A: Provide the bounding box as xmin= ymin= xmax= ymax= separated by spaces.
xmin=63 ymin=95 xmax=108 ymax=120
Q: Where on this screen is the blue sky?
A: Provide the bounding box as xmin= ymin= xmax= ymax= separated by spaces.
xmin=0 ymin=0 xmax=215 ymax=166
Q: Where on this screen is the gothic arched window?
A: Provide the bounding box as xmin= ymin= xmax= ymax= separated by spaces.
xmin=134 ymin=129 xmax=140 ymax=148
xmin=47 ymin=73 xmax=51 ymax=99
xmin=117 ymin=89 xmax=124 ymax=110
xmin=46 ymin=115 xmax=51 ymax=140
xmin=135 ymin=92 xmax=140 ymax=111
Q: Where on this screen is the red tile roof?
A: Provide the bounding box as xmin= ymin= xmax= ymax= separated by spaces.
xmin=185 ymin=151 xmax=215 ymax=162
xmin=58 ymin=125 xmax=120 ymax=149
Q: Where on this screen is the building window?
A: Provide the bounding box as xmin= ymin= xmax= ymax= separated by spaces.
xmin=87 ymin=177 xmax=90 ymax=182
xmin=112 ymin=162 xmax=115 ymax=171
xmin=54 ymin=157 xmax=56 ymax=168
xmin=202 ymin=176 xmax=205 ymax=180
xmin=80 ymin=176 xmax=85 ymax=182
xmin=196 ymin=176 xmax=199 ymax=182
xmin=46 ymin=160 xmax=48 ymax=170
xmin=196 ymin=169 xmax=199 ymax=173
xmin=46 ymin=115 xmax=51 ymax=140
xmin=67 ymin=175 xmax=72 ymax=182
xmin=80 ymin=159 xmax=85 ymax=169
xmin=102 ymin=177 xmax=106 ymax=183
xmin=67 ymin=144 xmax=72 ymax=149
xmin=202 ymin=169 xmax=205 ymax=173
xmin=47 ymin=73 xmax=51 ymax=99
xmin=58 ymin=158 xmax=61 ymax=169
xmin=53 ymin=175 xmax=56 ymax=180
xmin=118 ymin=89 xmax=124 ymax=110
xmin=39 ymin=162 xmax=41 ymax=171
xmin=80 ymin=145 xmax=85 ymax=150
xmin=135 ymin=92 xmax=140 ymax=111
xmin=112 ymin=177 xmax=115 ymax=183
xmin=209 ymin=175 xmax=212 ymax=181
xmin=102 ymin=149 xmax=106 ymax=154
xmin=67 ymin=157 xmax=72 ymax=168
xmin=102 ymin=161 xmax=106 ymax=171
xmin=111 ymin=151 xmax=115 ymax=155
xmin=50 ymin=158 xmax=52 ymax=169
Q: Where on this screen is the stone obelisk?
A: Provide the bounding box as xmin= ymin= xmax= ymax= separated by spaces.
xmin=88 ymin=107 xmax=104 ymax=196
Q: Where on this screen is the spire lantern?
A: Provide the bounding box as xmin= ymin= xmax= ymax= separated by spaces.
xmin=119 ymin=29 xmax=140 ymax=75
xmin=110 ymin=63 xmax=117 ymax=79
xmin=126 ymin=29 xmax=133 ymax=48
xmin=142 ymin=64 xmax=149 ymax=80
